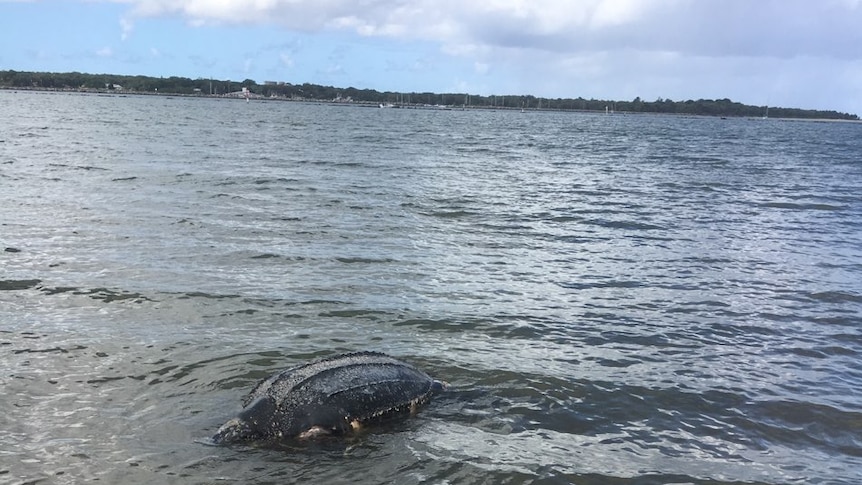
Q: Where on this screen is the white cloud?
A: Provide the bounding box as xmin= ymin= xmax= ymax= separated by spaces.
xmin=117 ymin=0 xmax=862 ymax=60
xmin=120 ymin=17 xmax=134 ymax=41
xmin=96 ymin=46 xmax=113 ymax=57
xmin=321 ymin=63 xmax=345 ymax=76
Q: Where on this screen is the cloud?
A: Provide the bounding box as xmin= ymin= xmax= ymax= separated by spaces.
xmin=320 ymin=63 xmax=345 ymax=76
xmin=96 ymin=46 xmax=113 ymax=57
xmin=117 ymin=0 xmax=862 ymax=60
xmin=120 ymin=16 xmax=134 ymax=41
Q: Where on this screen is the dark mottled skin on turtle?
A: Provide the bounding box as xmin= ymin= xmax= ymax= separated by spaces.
xmin=212 ymin=351 xmax=445 ymax=444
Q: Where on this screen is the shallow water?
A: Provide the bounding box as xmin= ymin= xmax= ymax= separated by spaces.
xmin=2 ymin=90 xmax=862 ymax=484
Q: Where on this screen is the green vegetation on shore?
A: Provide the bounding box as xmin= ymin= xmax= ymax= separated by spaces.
xmin=2 ymin=69 xmax=857 ymax=120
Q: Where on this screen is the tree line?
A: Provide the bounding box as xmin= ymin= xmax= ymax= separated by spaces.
xmin=1 ymin=69 xmax=857 ymax=120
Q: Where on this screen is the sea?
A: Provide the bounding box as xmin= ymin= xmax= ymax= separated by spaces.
xmin=2 ymin=90 xmax=861 ymax=485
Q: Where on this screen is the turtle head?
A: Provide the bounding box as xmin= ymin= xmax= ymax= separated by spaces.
xmin=212 ymin=396 xmax=277 ymax=444
xmin=211 ymin=417 xmax=256 ymax=444
xmin=431 ymin=379 xmax=449 ymax=393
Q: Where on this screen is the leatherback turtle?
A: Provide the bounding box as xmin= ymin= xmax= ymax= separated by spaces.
xmin=212 ymin=351 xmax=445 ymax=444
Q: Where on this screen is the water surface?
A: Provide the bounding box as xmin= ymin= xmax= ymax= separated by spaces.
xmin=2 ymin=91 xmax=862 ymax=484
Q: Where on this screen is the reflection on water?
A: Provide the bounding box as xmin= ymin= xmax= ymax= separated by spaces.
xmin=2 ymin=91 xmax=862 ymax=484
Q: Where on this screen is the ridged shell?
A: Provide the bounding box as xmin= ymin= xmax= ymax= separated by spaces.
xmin=213 ymin=351 xmax=441 ymax=444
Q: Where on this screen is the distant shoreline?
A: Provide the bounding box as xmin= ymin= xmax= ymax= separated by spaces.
xmin=3 ymin=69 xmax=858 ymax=120
xmin=3 ymin=85 xmax=860 ymax=124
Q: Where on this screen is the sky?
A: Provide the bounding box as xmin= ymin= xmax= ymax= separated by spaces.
xmin=2 ymin=0 xmax=861 ymax=115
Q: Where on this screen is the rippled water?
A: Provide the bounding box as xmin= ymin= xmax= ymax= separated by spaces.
xmin=2 ymin=90 xmax=862 ymax=484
